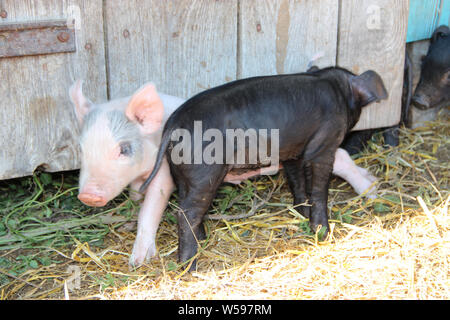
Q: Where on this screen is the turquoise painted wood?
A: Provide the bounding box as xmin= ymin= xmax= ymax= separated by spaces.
xmin=407 ymin=0 xmax=449 ymax=42
xmin=438 ymin=0 xmax=450 ymax=26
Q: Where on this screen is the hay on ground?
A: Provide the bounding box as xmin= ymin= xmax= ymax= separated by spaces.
xmin=0 ymin=118 xmax=448 ymax=300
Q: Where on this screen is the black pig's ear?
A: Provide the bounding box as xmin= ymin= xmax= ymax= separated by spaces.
xmin=431 ymin=25 xmax=450 ymax=43
xmin=307 ymin=65 xmax=320 ymax=73
xmin=350 ymin=70 xmax=388 ymax=107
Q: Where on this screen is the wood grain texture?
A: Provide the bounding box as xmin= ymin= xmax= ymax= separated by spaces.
xmin=338 ymin=0 xmax=409 ymax=130
xmin=239 ymin=0 xmax=339 ymax=78
xmin=0 ymin=0 xmax=107 ymax=179
xmin=104 ymin=0 xmax=237 ymax=100
xmin=0 ymin=0 xmax=410 ymax=180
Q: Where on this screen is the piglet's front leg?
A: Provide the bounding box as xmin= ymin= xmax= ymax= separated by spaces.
xmin=129 ymin=157 xmax=175 ymax=267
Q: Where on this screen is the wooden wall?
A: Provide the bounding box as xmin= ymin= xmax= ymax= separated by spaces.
xmin=104 ymin=0 xmax=238 ymax=100
xmin=0 ymin=0 xmax=409 ymax=179
xmin=238 ymin=0 xmax=338 ymax=78
xmin=0 ymin=0 xmax=106 ymax=180
xmin=338 ymin=0 xmax=409 ymax=130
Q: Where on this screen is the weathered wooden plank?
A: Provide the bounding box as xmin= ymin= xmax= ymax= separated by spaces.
xmin=105 ymin=0 xmax=238 ymax=100
xmin=338 ymin=0 xmax=409 ymax=130
xmin=239 ymin=0 xmax=339 ymax=78
xmin=0 ymin=0 xmax=107 ymax=180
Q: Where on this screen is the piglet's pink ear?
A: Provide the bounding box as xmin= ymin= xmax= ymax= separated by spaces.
xmin=125 ymin=83 xmax=164 ymax=135
xmin=69 ymin=80 xmax=92 ymax=125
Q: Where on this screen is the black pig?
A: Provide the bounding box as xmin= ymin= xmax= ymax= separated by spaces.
xmin=412 ymin=25 xmax=450 ymax=111
xmin=339 ymin=51 xmax=413 ymax=154
xmin=140 ymin=67 xmax=387 ymax=269
xmin=341 ymin=25 xmax=449 ymax=155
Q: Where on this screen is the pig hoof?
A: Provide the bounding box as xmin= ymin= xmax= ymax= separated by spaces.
xmin=354 ymin=168 xmax=378 ymax=199
xmin=366 ymin=193 xmax=377 ymax=200
xmin=309 ymin=214 xmax=329 ymax=237
xmin=366 ymin=181 xmax=378 ymax=199
xmin=364 ymin=177 xmax=378 ymax=199
xmin=359 ymin=185 xmax=377 ymax=199
xmin=310 ymin=223 xmax=329 ymax=239
xmin=129 ymin=190 xmax=143 ymax=202
xmin=357 ymin=167 xmax=376 ymax=181
xmin=299 ymin=206 xmax=311 ymax=219
xmin=129 ymin=244 xmax=157 ymax=268
xmin=366 ymin=173 xmax=377 ymax=183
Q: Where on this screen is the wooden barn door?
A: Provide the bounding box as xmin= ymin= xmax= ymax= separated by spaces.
xmin=0 ymin=0 xmax=409 ymax=180
xmin=238 ymin=0 xmax=339 ymax=78
xmin=338 ymin=0 xmax=409 ymax=130
xmin=0 ymin=0 xmax=107 ymax=179
xmin=238 ymin=0 xmax=407 ymax=131
xmin=104 ymin=0 xmax=238 ymax=100
xmin=234 ymin=0 xmax=408 ymax=131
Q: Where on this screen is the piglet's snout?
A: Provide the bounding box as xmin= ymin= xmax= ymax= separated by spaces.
xmin=78 ymin=193 xmax=107 ymax=207
xmin=78 ymin=185 xmax=108 ymax=207
xmin=412 ymin=93 xmax=431 ymax=110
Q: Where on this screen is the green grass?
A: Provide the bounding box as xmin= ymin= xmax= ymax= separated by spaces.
xmin=0 ymin=170 xmax=139 ymax=289
xmin=0 ymin=171 xmax=141 ymax=250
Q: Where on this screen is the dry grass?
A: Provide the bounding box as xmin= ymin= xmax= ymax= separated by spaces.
xmin=0 ymin=117 xmax=448 ymax=300
xmin=111 ymin=199 xmax=448 ymax=300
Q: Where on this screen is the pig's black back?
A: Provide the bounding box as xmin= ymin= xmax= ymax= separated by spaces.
xmin=165 ymin=68 xmax=358 ymax=163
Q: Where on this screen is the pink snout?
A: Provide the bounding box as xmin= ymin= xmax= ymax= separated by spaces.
xmin=78 ymin=192 xmax=108 ymax=207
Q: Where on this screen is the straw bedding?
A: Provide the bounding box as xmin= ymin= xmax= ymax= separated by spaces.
xmin=0 ymin=116 xmax=448 ymax=300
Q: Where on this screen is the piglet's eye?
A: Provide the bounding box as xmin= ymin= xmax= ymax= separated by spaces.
xmin=119 ymin=141 xmax=133 ymax=156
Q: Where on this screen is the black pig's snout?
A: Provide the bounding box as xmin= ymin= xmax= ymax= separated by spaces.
xmin=412 ymin=94 xmax=431 ymax=110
